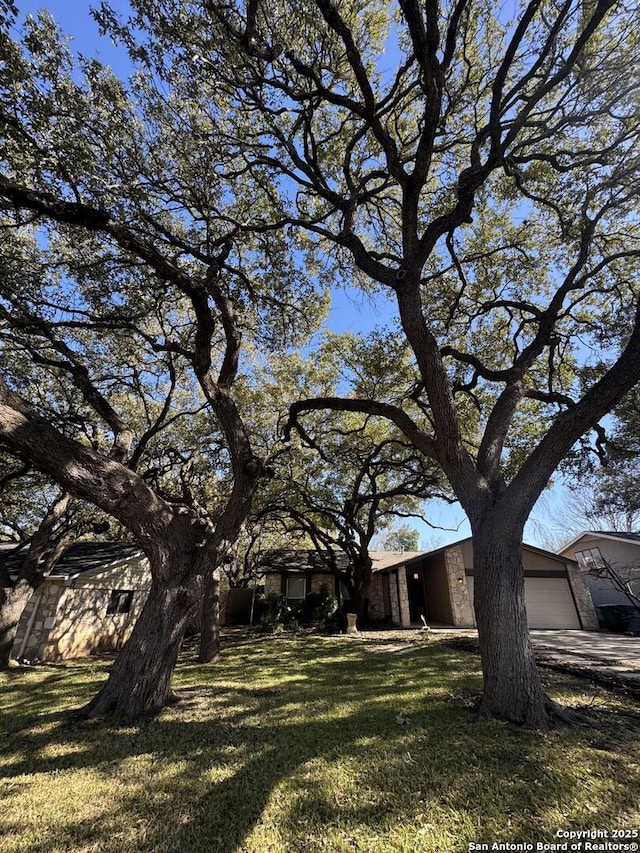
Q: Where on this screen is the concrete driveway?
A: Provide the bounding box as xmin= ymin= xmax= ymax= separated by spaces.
xmin=528 ymin=630 xmax=640 ymax=681
xmin=427 ymin=626 xmax=640 ymax=684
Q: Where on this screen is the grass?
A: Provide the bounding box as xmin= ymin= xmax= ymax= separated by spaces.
xmin=0 ymin=631 xmax=639 ymax=853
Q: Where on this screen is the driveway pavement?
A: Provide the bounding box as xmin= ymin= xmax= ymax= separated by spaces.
xmin=424 ymin=626 xmax=640 ymax=687
xmin=528 ymin=629 xmax=640 ymax=682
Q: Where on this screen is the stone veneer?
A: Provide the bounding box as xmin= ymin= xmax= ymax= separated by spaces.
xmin=384 ymin=569 xmax=411 ymax=627
xmin=263 ymin=572 xmax=283 ymax=597
xmin=566 ymin=562 xmax=600 ymax=630
xmin=444 ymin=546 xmax=475 ymax=627
xmin=387 ymin=571 xmax=400 ymax=624
xmin=13 ymin=582 xmax=64 ymax=660
xmin=13 ymin=579 xmax=145 ymax=662
xmin=367 ymin=573 xmax=386 ymax=620
xmin=397 ymin=569 xmax=411 ymax=627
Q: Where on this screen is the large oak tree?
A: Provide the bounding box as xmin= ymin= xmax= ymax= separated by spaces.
xmin=0 ymin=9 xmax=322 ymax=713
xmin=105 ymin=0 xmax=640 ymax=726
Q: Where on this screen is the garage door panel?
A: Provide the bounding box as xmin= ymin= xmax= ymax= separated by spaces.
xmin=524 ymin=577 xmax=580 ymax=629
xmin=466 ymin=576 xmax=580 ymax=629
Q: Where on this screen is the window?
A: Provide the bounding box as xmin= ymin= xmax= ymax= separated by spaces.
xmin=107 ymin=589 xmax=134 ymax=614
xmin=285 ymin=576 xmax=306 ymax=606
xmin=575 ymin=548 xmax=606 ymax=572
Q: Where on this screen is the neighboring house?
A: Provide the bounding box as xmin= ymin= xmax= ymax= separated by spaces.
xmin=558 ymin=531 xmax=640 ymax=610
xmin=10 ymin=542 xmax=150 ymax=662
xmin=258 ymin=539 xmax=599 ymax=630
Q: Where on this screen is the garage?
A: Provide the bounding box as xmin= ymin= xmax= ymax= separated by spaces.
xmin=522 ymin=577 xmax=581 ymax=629
xmin=466 ymin=575 xmax=581 ymax=629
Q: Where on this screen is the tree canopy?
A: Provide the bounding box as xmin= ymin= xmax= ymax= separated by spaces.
xmin=115 ymin=0 xmax=640 ymax=725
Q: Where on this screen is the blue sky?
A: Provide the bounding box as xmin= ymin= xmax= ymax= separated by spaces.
xmin=10 ymin=0 xmax=572 ymax=551
xmin=15 ymin=0 xmax=124 ymax=59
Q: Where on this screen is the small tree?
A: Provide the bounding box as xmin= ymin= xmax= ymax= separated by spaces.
xmin=376 ymin=524 xmax=421 ymax=553
xmin=254 ymin=335 xmax=448 ymax=622
xmin=278 ymin=417 xmax=444 ymax=621
xmin=581 ymin=553 xmax=640 ymax=612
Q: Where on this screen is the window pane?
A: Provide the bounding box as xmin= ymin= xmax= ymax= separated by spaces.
xmin=575 ymin=548 xmax=605 ymax=571
xmin=107 ymin=589 xmax=134 ymax=614
xmin=286 ymin=577 xmax=306 ymax=600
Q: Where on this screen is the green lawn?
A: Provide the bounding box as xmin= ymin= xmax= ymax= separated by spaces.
xmin=1 ymin=633 xmax=638 ymax=853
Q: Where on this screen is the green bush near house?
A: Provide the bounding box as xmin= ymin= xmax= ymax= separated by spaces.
xmin=0 ymin=634 xmax=638 ymax=853
xmin=296 ymin=585 xmax=338 ymax=625
xmin=253 ymin=585 xmax=338 ymax=631
xmin=252 ymin=592 xmax=296 ymax=632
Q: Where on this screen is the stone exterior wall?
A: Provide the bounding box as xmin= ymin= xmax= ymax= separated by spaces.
xmin=12 ymin=556 xmax=152 ymax=662
xmin=388 ymin=571 xmax=400 ymax=624
xmin=397 ymin=568 xmax=411 ymax=627
xmin=309 ymin=573 xmax=335 ymax=596
xmin=368 ymin=573 xmax=386 ymax=620
xmin=263 ymin=572 xmax=283 ymax=597
xmin=14 ymin=580 xmax=146 ymax=662
xmin=13 ymin=581 xmax=65 ymax=660
xmin=383 ymin=569 xmax=411 ymax=627
xmin=444 ymin=546 xmax=475 ymax=627
xmin=565 ymin=562 xmax=600 ymax=630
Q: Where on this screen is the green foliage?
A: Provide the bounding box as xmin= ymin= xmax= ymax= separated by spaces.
xmin=253 ymin=592 xmax=298 ymax=632
xmin=587 ymin=387 xmax=640 ymax=531
xmin=0 ymin=6 xmax=331 ymax=541
xmin=253 ymin=585 xmax=338 ymax=632
xmin=295 ymin=584 xmax=338 ymax=625
xmin=377 ymin=523 xmax=420 ymax=552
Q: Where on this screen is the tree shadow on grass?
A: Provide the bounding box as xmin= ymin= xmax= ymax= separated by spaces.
xmin=1 ymin=639 xmax=639 ymax=853
xmin=0 ymin=661 xmax=110 ymax=736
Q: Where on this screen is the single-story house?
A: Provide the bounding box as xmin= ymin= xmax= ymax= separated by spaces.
xmin=7 ymin=534 xmax=600 ymax=663
xmin=259 ymin=548 xmax=432 ymax=619
xmin=258 ymin=539 xmax=599 ymax=630
xmin=9 ymin=541 xmax=254 ymax=663
xmin=558 ymin=530 xmax=640 ymax=610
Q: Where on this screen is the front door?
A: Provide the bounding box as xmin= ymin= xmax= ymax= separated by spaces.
xmin=406 ymin=567 xmax=427 ymax=623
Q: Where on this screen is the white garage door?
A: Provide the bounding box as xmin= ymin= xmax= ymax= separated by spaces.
xmin=467 ymin=576 xmax=580 ymax=629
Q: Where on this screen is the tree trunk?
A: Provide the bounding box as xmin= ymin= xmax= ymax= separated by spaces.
xmin=472 ymin=523 xmax=560 ymax=727
xmin=199 ymin=567 xmax=221 ymax=663
xmin=0 ymin=580 xmax=33 ymax=669
xmin=79 ymin=575 xmax=200 ymax=718
xmin=351 ymin=552 xmax=373 ymax=625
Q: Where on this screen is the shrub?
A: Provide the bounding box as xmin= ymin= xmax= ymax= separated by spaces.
xmin=253 ymin=593 xmax=298 ymax=632
xmin=296 ymin=585 xmax=338 ymax=626
xmin=253 ymin=586 xmax=338 ymax=631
